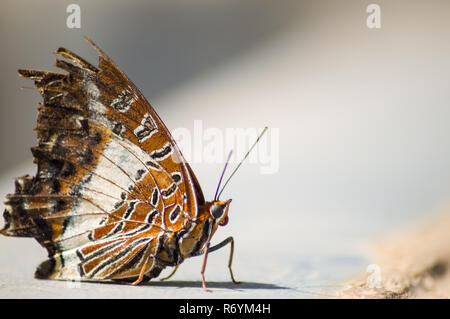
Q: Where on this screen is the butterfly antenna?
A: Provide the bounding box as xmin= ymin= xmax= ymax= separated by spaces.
xmin=217 ymin=126 xmax=268 ymax=200
xmin=214 ymin=150 xmax=233 ymax=201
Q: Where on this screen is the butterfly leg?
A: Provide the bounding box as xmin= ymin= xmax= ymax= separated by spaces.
xmin=208 ymin=236 xmax=241 ymax=284
xmin=160 ymin=264 xmax=179 ymax=281
xmin=193 ymin=236 xmax=241 ymax=285
xmin=200 ymin=242 xmax=212 ymax=292
xmin=131 ymin=250 xmax=153 ymax=285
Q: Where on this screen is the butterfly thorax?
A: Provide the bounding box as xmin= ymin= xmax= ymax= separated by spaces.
xmin=176 ymin=200 xmax=231 ymax=260
xmin=150 ymin=199 xmax=231 ymax=272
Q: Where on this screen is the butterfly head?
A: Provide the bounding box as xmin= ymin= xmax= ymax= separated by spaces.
xmin=208 ymin=199 xmax=232 ymax=227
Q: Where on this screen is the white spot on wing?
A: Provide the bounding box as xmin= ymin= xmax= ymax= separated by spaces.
xmin=110 ymin=88 xmax=136 ymax=113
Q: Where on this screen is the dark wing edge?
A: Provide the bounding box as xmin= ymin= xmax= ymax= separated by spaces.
xmin=1 ymin=45 xmax=104 ymax=256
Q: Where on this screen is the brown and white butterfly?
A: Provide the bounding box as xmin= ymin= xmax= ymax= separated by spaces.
xmin=0 ymin=38 xmax=242 ymax=291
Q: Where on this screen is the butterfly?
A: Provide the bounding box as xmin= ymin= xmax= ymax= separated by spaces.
xmin=0 ymin=37 xmax=260 ymax=291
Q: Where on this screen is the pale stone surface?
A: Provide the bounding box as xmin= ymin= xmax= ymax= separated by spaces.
xmin=338 ymin=213 xmax=450 ymax=298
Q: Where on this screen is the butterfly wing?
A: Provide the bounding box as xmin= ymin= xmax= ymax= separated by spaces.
xmin=1 ymin=38 xmax=204 ymax=281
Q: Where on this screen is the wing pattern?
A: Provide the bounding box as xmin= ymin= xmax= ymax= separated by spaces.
xmin=1 ymin=38 xmax=205 ymax=281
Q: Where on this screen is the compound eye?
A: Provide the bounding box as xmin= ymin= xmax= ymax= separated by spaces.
xmin=211 ymin=204 xmax=225 ymax=219
xmin=219 ymin=216 xmax=229 ymax=226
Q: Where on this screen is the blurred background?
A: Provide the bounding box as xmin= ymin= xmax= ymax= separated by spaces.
xmin=1 ymin=0 xmax=450 ymax=297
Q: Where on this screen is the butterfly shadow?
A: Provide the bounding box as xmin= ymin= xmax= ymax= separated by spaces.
xmin=90 ymin=278 xmax=288 ymax=290
xmin=139 ymin=280 xmax=289 ymax=290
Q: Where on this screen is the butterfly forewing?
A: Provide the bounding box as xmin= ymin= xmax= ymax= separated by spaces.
xmin=2 ymin=38 xmax=204 ymax=281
